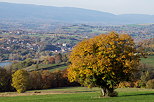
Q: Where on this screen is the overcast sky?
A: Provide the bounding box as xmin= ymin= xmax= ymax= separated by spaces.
xmin=0 ymin=0 xmax=153 ymax=15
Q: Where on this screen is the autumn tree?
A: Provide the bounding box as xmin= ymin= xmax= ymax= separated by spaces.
xmin=62 ymin=54 xmax=69 ymax=63
xmin=12 ymin=69 xmax=29 ymax=93
xmin=55 ymin=53 xmax=62 ymax=64
xmin=48 ymin=56 xmax=55 ymax=64
xmin=0 ymin=68 xmax=12 ymax=92
xmin=29 ymin=71 xmax=42 ymax=90
xmin=68 ymin=32 xmax=140 ymax=97
xmin=41 ymin=70 xmax=52 ymax=89
xmin=51 ymin=70 xmax=65 ymax=87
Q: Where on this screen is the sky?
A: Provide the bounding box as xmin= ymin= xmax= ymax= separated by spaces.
xmin=0 ymin=0 xmax=154 ymax=15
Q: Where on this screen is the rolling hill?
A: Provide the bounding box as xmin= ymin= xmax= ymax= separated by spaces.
xmin=0 ymin=2 xmax=154 ymax=24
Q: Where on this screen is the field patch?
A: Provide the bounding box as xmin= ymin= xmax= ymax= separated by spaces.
xmin=0 ymin=87 xmax=154 ymax=102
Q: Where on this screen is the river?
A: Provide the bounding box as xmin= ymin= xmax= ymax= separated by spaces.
xmin=0 ymin=62 xmax=12 ymax=67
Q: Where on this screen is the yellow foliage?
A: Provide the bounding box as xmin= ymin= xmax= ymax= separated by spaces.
xmin=11 ymin=69 xmax=29 ymax=93
xmin=67 ymin=32 xmax=140 ymax=88
xmin=118 ymin=81 xmax=133 ymax=88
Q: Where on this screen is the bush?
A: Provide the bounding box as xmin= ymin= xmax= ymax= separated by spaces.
xmin=139 ymin=71 xmax=150 ymax=88
xmin=133 ymin=80 xmax=141 ymax=88
xmin=146 ymin=79 xmax=154 ymax=89
xmin=109 ymin=91 xmax=118 ymax=97
xmin=118 ymin=81 xmax=133 ymax=88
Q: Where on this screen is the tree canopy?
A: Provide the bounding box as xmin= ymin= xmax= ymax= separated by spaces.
xmin=11 ymin=69 xmax=29 ymax=93
xmin=67 ymin=32 xmax=140 ymax=97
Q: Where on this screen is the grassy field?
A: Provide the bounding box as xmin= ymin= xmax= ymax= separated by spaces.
xmin=0 ymin=87 xmax=154 ymax=102
xmin=141 ymin=55 xmax=154 ymax=67
xmin=24 ymin=63 xmax=67 ymax=72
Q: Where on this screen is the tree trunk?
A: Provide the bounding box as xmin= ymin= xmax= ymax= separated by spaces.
xmin=101 ymin=88 xmax=108 ymax=97
xmin=100 ymin=87 xmax=115 ymax=97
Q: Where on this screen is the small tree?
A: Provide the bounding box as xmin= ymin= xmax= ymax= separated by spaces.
xmin=48 ymin=56 xmax=55 ymax=64
xmin=12 ymin=69 xmax=29 ymax=93
xmin=55 ymin=53 xmax=62 ymax=64
xmin=68 ymin=32 xmax=140 ymax=97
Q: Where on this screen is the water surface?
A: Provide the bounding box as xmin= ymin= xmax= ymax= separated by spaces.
xmin=0 ymin=62 xmax=12 ymax=67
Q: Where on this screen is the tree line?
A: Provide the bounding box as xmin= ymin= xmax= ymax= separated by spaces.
xmin=0 ymin=68 xmax=79 ymax=93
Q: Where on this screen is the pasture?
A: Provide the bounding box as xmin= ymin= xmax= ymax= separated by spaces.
xmin=141 ymin=55 xmax=154 ymax=67
xmin=0 ymin=87 xmax=154 ymax=102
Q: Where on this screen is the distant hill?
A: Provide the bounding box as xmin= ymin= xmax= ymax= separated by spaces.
xmin=0 ymin=2 xmax=154 ymax=24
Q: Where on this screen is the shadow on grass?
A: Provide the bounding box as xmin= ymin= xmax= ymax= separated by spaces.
xmin=35 ymin=63 xmax=67 ymax=71
xmin=120 ymin=93 xmax=154 ymax=97
xmin=63 ymin=90 xmax=97 ymax=93
xmin=76 ymin=91 xmax=96 ymax=93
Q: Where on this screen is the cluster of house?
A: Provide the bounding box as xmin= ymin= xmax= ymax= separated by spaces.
xmin=0 ymin=36 xmax=72 ymax=53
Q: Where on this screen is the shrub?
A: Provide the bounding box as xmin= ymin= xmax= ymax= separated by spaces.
xmin=133 ymin=80 xmax=141 ymax=88
xmin=118 ymin=81 xmax=133 ymax=88
xmin=139 ymin=71 xmax=150 ymax=88
xmin=109 ymin=91 xmax=118 ymax=97
xmin=146 ymin=79 xmax=154 ymax=89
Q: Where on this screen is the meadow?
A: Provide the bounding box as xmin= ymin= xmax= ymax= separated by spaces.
xmin=24 ymin=63 xmax=67 ymax=71
xmin=0 ymin=87 xmax=154 ymax=102
xmin=141 ymin=55 xmax=154 ymax=67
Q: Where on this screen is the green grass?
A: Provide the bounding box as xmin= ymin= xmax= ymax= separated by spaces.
xmin=141 ymin=55 xmax=154 ymax=67
xmin=49 ymin=66 xmax=67 ymax=72
xmin=24 ymin=63 xmax=67 ymax=71
xmin=0 ymin=87 xmax=154 ymax=102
